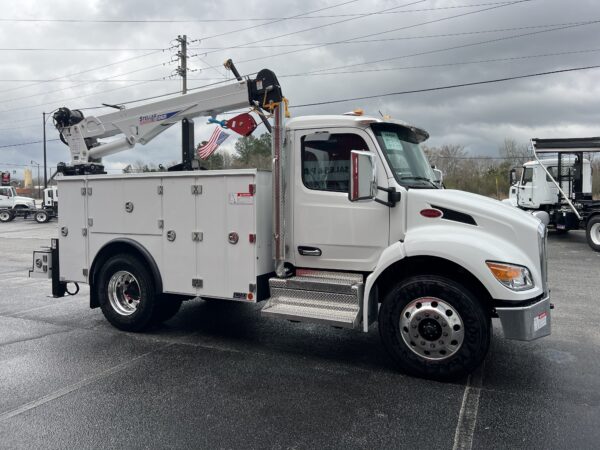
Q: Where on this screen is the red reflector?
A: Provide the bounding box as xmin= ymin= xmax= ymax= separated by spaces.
xmin=248 ymin=184 xmax=256 ymax=195
xmin=420 ymin=208 xmax=443 ymax=218
xmin=249 ymin=234 xmax=256 ymax=243
xmin=247 ymin=293 xmax=254 ymax=300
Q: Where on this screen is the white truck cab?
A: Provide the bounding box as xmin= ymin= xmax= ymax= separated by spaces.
xmin=29 ymin=63 xmax=551 ymax=380
xmin=508 ymin=156 xmax=592 ymax=209
xmin=0 ymin=186 xmax=35 ymax=210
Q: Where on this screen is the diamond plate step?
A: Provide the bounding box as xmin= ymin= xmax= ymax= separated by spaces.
xmin=269 ymin=276 xmax=359 ymax=295
xmin=262 ymin=274 xmax=363 ymax=328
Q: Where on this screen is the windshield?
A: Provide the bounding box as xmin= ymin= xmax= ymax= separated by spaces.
xmin=371 ymin=123 xmax=437 ymax=188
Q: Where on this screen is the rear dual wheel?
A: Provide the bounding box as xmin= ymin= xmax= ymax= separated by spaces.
xmin=96 ymin=254 xmax=182 ymax=331
xmin=34 ymin=210 xmax=49 ymax=223
xmin=379 ymin=275 xmax=490 ymax=380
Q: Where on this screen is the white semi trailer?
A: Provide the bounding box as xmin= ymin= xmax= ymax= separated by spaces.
xmin=30 ymin=62 xmax=551 ymax=380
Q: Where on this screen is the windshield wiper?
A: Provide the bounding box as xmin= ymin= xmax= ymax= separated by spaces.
xmin=399 ymin=176 xmax=438 ymax=188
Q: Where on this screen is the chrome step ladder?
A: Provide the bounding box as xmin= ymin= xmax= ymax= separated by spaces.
xmin=261 ymin=270 xmax=363 ymax=328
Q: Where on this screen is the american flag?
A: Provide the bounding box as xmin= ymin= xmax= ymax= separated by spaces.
xmin=197 ymin=127 xmax=230 ymax=160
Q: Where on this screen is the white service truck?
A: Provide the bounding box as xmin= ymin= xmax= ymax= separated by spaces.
xmin=506 ymin=137 xmax=600 ymax=251
xmin=29 ymin=62 xmax=551 ymax=380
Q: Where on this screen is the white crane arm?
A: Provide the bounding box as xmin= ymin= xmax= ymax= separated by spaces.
xmin=53 ymin=64 xmax=283 ymax=175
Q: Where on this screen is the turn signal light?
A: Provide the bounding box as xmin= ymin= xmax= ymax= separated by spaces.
xmin=486 ymin=261 xmax=534 ymax=291
xmin=420 ymin=208 xmax=443 ymax=218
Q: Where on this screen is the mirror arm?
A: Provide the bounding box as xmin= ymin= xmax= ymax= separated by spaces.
xmin=375 ymin=186 xmax=401 ymax=207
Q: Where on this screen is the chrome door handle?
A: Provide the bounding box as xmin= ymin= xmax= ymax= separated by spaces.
xmin=298 ymin=246 xmax=322 ymax=256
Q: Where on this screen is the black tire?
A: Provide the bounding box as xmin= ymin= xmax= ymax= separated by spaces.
xmin=379 ymin=275 xmax=490 ymax=380
xmin=0 ymin=210 xmax=12 ymax=222
xmin=586 ymin=216 xmax=600 ymax=252
xmin=153 ymin=294 xmax=183 ymax=324
xmin=96 ymin=253 xmax=159 ymax=332
xmin=34 ymin=210 xmax=49 ymax=223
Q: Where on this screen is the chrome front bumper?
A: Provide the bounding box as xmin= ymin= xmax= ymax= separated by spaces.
xmin=495 ymin=294 xmax=551 ymax=341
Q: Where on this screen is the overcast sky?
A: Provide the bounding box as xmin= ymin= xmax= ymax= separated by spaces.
xmin=0 ymin=0 xmax=598 ymax=179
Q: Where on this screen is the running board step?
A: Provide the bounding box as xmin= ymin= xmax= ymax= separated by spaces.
xmin=262 ymin=272 xmax=363 ymax=328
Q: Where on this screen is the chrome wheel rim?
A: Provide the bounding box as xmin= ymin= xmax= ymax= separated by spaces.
xmin=400 ymin=297 xmax=464 ymax=361
xmin=35 ymin=212 xmax=46 ymax=222
xmin=0 ymin=211 xmax=9 ymax=221
xmin=591 ymin=223 xmax=600 ymax=246
xmin=108 ymin=271 xmax=141 ymax=316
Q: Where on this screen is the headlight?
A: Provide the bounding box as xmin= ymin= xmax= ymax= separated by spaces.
xmin=486 ymin=261 xmax=534 ymax=291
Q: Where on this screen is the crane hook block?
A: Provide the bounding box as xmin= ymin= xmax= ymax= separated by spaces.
xmin=249 ymin=69 xmax=283 ymax=108
xmin=226 ymin=113 xmax=258 ymax=137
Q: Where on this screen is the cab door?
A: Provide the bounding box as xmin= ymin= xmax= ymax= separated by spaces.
xmin=0 ymin=187 xmax=11 ymax=208
xmin=517 ymin=167 xmax=535 ymax=207
xmin=291 ymin=128 xmax=389 ymax=272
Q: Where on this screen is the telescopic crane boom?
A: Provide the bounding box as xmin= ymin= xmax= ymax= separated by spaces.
xmin=53 ymin=62 xmax=282 ymax=175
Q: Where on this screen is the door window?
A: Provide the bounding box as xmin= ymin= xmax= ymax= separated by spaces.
xmin=522 ymin=168 xmax=533 ymax=184
xmin=301 ymin=133 xmax=369 ymax=192
xmin=0 ymin=187 xmax=10 ymax=197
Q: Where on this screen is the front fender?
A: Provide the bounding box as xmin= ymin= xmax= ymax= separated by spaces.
xmin=403 ymin=225 xmax=543 ymax=301
xmin=362 ymin=225 xmax=544 ymax=332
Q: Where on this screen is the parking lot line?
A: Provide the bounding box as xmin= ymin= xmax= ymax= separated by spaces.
xmin=452 ymin=363 xmax=485 ymax=450
xmin=0 ymin=343 xmax=174 ymax=422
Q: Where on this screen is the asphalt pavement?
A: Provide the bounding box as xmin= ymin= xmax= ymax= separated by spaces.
xmin=0 ymin=219 xmax=599 ymax=449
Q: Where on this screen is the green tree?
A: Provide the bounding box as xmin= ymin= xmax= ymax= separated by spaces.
xmin=233 ymin=133 xmax=272 ymax=170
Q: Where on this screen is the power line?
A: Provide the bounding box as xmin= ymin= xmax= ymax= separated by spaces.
xmin=290 ymin=64 xmax=600 ymax=108
xmin=188 ymin=20 xmax=594 ymax=50
xmin=0 ymin=139 xmax=59 ymax=149
xmin=0 ymin=2 xmax=521 ymax=23
xmin=302 ymin=18 xmax=600 ymax=75
xmin=197 ymin=0 xmax=426 ymax=58
xmin=0 ymin=61 xmax=169 ymax=107
xmin=194 ymin=0 xmax=362 ymax=42
xmin=236 ymin=0 xmax=533 ymax=64
xmin=0 ymin=49 xmax=166 ymax=96
xmin=281 ymin=48 xmax=600 ymax=77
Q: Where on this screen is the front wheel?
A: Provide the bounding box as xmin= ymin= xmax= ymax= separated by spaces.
xmin=586 ymin=216 xmax=600 ymax=251
xmin=0 ymin=210 xmax=13 ymax=222
xmin=96 ymin=254 xmax=159 ymax=332
xmin=379 ymin=275 xmax=490 ymax=380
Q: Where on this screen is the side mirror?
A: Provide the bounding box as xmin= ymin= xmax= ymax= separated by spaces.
xmin=432 ymin=168 xmax=443 ymax=187
xmin=509 ymin=168 xmax=517 ymax=186
xmin=349 ymin=150 xmax=377 ymax=201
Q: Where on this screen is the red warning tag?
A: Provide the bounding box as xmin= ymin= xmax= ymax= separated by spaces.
xmin=226 ymin=113 xmax=258 ymax=137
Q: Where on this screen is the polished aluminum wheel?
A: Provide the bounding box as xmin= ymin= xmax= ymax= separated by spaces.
xmin=107 ymin=270 xmax=141 ymax=316
xmin=400 ymin=297 xmax=464 ymax=361
xmin=0 ymin=211 xmax=11 ymax=222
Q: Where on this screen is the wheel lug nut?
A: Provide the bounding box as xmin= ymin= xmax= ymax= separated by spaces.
xmin=421 ymin=341 xmax=426 ymax=346
xmin=439 ymin=340 xmax=444 ymax=344
xmin=443 ymin=332 xmax=448 ymax=337
xmin=424 ymin=313 xmax=430 ymax=317
xmin=412 ymin=324 xmax=417 ymax=328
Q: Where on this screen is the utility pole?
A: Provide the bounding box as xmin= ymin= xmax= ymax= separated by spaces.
xmin=42 ymin=112 xmax=47 ymax=188
xmin=176 ymin=35 xmax=188 ymax=95
xmin=176 ymin=35 xmax=194 ymax=170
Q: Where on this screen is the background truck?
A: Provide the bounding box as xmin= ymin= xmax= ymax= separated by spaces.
xmin=0 ymin=186 xmax=57 ymax=223
xmin=506 ymin=137 xmax=600 ymax=251
xmin=29 ymin=61 xmax=551 ymax=380
xmin=0 ymin=186 xmax=36 ymax=222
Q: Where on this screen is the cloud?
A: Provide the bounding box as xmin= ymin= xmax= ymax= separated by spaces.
xmin=0 ymin=0 xmax=598 ymax=178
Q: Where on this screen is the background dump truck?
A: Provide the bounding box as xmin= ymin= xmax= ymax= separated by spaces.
xmin=507 ymin=137 xmax=600 ymax=251
xmin=29 ymin=61 xmax=551 ymax=380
